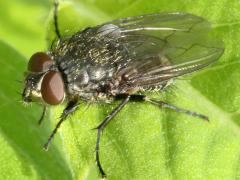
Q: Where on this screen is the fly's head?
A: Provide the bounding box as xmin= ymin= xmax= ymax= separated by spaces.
xmin=22 ymin=52 xmax=65 ymax=106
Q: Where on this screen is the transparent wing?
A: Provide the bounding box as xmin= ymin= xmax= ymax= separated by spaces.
xmin=96 ymin=13 xmax=224 ymax=89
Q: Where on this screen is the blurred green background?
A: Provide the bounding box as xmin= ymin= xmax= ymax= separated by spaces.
xmin=0 ymin=0 xmax=240 ymax=179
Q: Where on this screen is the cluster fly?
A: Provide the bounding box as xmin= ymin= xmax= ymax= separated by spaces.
xmin=22 ymin=0 xmax=224 ymax=177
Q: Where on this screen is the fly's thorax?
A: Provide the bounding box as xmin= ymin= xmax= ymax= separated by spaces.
xmin=52 ymin=26 xmax=128 ymax=100
xmin=59 ymin=61 xmax=117 ymax=100
xmin=23 ymin=52 xmax=66 ymax=105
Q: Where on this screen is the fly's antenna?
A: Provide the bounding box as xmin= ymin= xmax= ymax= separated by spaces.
xmin=54 ymin=0 xmax=61 ymax=39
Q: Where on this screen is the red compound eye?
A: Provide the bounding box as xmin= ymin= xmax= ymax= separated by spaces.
xmin=28 ymin=52 xmax=53 ymax=72
xmin=41 ymin=71 xmax=65 ymax=105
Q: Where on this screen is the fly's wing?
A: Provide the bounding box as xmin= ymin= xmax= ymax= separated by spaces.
xmin=97 ymin=13 xmax=224 ymax=90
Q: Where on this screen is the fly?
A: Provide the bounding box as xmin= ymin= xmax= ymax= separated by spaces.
xmin=22 ymin=0 xmax=224 ymax=177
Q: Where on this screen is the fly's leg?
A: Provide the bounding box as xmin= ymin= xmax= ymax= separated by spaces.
xmin=95 ymin=93 xmax=207 ymax=177
xmin=43 ymin=101 xmax=79 ymax=151
xmin=53 ymin=0 xmax=61 ymax=39
xmin=145 ymin=96 xmax=209 ymax=121
xmin=38 ymin=106 xmax=47 ymax=126
xmin=95 ymin=96 xmax=130 ymax=178
xmin=119 ymin=94 xmax=209 ymax=121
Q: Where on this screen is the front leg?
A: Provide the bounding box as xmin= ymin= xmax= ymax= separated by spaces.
xmin=38 ymin=106 xmax=47 ymax=126
xmin=43 ymin=100 xmax=79 ymax=151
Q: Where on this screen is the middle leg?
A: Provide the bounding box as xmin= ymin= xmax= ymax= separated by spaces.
xmin=95 ymin=95 xmax=130 ymax=177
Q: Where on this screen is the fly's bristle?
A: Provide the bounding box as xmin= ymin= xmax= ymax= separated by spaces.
xmin=15 ymin=91 xmax=22 ymax=96
xmin=21 ymin=100 xmax=31 ymax=107
xmin=15 ymin=79 xmax=23 ymax=84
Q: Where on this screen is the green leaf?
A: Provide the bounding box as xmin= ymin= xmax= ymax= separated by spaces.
xmin=0 ymin=0 xmax=240 ymax=179
xmin=0 ymin=0 xmax=51 ymax=56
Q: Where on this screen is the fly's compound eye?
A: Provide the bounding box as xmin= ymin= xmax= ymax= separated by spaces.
xmin=28 ymin=52 xmax=53 ymax=72
xmin=41 ymin=71 xmax=65 ymax=105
